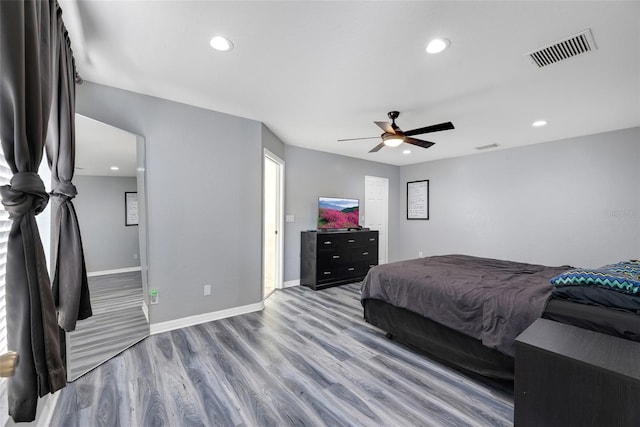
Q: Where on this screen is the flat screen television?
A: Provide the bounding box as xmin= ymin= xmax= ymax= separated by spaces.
xmin=318 ymin=197 xmax=359 ymax=230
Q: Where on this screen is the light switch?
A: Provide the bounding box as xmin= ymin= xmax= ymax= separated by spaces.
xmin=286 ymin=215 xmax=295 ymax=223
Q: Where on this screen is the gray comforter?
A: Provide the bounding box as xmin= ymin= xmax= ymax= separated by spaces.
xmin=361 ymin=254 xmax=570 ymax=356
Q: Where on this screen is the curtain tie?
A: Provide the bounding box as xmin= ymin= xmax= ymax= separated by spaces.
xmin=51 ymin=181 xmax=77 ymax=201
xmin=0 ymin=172 xmax=49 ymax=219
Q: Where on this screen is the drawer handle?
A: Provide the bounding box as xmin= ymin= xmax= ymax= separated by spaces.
xmin=369 ymin=238 xmax=376 ymax=241
xmin=348 ymin=267 xmax=355 ymax=271
xmin=323 ymin=271 xmax=331 ymax=275
xmin=323 ymin=241 xmax=332 ymax=245
xmin=332 ymin=255 xmax=340 ymax=259
xmin=362 ymin=252 xmax=369 ymax=256
xmin=348 ymin=239 xmax=355 ymax=243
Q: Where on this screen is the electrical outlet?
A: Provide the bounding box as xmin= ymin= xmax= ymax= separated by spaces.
xmin=204 ymin=285 xmax=212 ymax=296
xmin=150 ymin=288 xmax=159 ymax=305
xmin=285 ymin=215 xmax=295 ymax=223
xmin=133 ymin=253 xmax=138 ymax=260
xmin=418 ymin=251 xmax=423 ymax=257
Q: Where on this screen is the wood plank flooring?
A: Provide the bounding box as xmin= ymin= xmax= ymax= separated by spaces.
xmin=66 ymin=271 xmax=149 ymax=380
xmin=51 ymin=283 xmax=514 ymax=426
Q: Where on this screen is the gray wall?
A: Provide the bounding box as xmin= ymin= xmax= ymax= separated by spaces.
xmin=398 ymin=127 xmax=640 ymax=268
xmin=261 ymin=124 xmax=285 ymax=160
xmin=77 ymin=82 xmax=263 ymax=323
xmin=77 ymin=80 xmax=639 ymax=321
xmin=284 ymin=145 xmax=400 ymax=281
xmin=75 ymin=175 xmax=140 ymax=272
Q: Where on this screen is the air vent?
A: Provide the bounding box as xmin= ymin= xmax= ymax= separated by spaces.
xmin=526 ymin=29 xmax=597 ymax=68
xmin=475 ymin=143 xmax=499 ymax=150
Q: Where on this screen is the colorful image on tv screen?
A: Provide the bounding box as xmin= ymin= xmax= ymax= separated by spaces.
xmin=318 ymin=197 xmax=359 ymax=229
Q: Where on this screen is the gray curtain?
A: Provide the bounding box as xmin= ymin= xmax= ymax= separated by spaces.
xmin=0 ymin=0 xmax=82 ymax=421
xmin=46 ymin=5 xmax=92 ymax=333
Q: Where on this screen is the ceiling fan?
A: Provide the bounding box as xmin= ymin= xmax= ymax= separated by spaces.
xmin=339 ymin=111 xmax=454 ymax=153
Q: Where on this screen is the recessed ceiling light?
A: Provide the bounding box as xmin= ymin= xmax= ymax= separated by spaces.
xmin=402 ymin=149 xmax=411 ymax=155
xmin=532 ymin=120 xmax=548 ymax=127
xmin=110 ymin=166 xmax=119 ymax=171
xmin=209 ymin=36 xmax=234 ymax=52
xmin=426 ymin=38 xmax=450 ymax=54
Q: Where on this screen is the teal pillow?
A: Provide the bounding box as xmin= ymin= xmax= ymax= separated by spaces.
xmin=550 ymin=260 xmax=640 ymax=295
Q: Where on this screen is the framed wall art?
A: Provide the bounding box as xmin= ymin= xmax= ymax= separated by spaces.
xmin=125 ymin=192 xmax=139 ymax=226
xmin=407 ymin=180 xmax=429 ymax=220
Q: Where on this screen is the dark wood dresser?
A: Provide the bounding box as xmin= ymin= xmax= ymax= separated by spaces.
xmin=300 ymin=230 xmax=378 ymax=290
xmin=514 ymin=318 xmax=640 ymax=427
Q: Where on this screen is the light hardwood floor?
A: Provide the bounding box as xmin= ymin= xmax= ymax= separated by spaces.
xmin=51 ymin=283 xmax=513 ymax=426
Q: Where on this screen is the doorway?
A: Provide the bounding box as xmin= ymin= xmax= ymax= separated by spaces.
xmin=365 ymin=176 xmax=389 ymax=264
xmin=263 ymin=150 xmax=284 ymax=299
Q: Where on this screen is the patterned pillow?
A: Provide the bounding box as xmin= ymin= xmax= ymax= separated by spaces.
xmin=550 ymin=260 xmax=640 ymax=295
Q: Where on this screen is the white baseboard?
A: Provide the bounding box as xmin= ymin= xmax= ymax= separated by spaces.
xmin=149 ymin=301 xmax=265 ymax=335
xmin=29 ymin=391 xmax=60 ymax=427
xmin=141 ymin=301 xmax=149 ymax=323
xmin=283 ymin=279 xmax=300 ymax=288
xmin=87 ymin=266 xmax=141 ymax=277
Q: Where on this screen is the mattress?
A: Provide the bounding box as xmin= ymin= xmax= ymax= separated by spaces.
xmin=361 ymin=254 xmax=570 ymax=356
xmin=361 ymin=255 xmax=640 ymax=380
xmin=542 ymin=298 xmax=640 ymax=342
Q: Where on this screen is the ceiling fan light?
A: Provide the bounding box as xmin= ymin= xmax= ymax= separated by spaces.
xmin=426 ymin=38 xmax=450 ymax=54
xmin=383 ymin=137 xmax=403 ymax=148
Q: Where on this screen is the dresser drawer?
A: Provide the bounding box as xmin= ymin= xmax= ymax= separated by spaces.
xmin=318 ymin=249 xmax=375 ymax=265
xmin=316 ymin=233 xmax=342 ymax=248
xmin=364 ymin=261 xmax=378 ymax=272
xmin=363 ymin=234 xmax=378 ymax=245
xmin=317 ymin=232 xmax=376 ymax=250
xmin=317 ymin=263 xmax=364 ymax=284
xmin=352 ymin=248 xmax=376 ymax=262
xmin=317 ymin=251 xmax=348 ymax=264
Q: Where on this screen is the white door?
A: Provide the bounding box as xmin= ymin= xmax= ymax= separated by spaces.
xmin=364 ymin=176 xmax=389 ymax=264
xmin=263 ymin=150 xmax=284 ymax=298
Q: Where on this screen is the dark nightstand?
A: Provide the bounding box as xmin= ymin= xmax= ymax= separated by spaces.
xmin=514 ymin=318 xmax=640 ymax=427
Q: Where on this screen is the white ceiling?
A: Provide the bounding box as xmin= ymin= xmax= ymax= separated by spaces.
xmin=75 ymin=114 xmax=137 ymax=177
xmin=60 ymin=1 xmax=640 ymax=166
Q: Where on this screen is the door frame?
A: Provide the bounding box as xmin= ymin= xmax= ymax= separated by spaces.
xmin=263 ymin=149 xmax=285 ymax=297
xmin=364 ymin=175 xmax=389 ymax=264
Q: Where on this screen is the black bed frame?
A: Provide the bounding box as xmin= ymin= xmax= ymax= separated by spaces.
xmin=364 ymin=295 xmax=640 ymax=384
xmin=363 ymin=298 xmax=515 ymax=380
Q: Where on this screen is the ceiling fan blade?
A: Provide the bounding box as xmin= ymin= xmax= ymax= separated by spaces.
xmin=368 ymin=142 xmax=386 ymax=153
xmin=404 ymin=121 xmax=454 ymax=137
xmin=405 ymin=137 xmax=435 ymax=149
xmin=338 ymin=136 xmax=380 ymax=142
xmin=374 ymin=121 xmax=395 ymax=134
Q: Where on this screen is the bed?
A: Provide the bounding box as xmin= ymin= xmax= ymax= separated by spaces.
xmin=361 ymin=254 xmax=640 ymax=380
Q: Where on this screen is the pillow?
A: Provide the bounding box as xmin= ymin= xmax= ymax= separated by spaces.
xmin=550 ymin=260 xmax=640 ymax=295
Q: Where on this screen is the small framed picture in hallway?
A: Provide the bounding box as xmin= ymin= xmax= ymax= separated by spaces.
xmin=125 ymin=192 xmax=139 ymax=226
